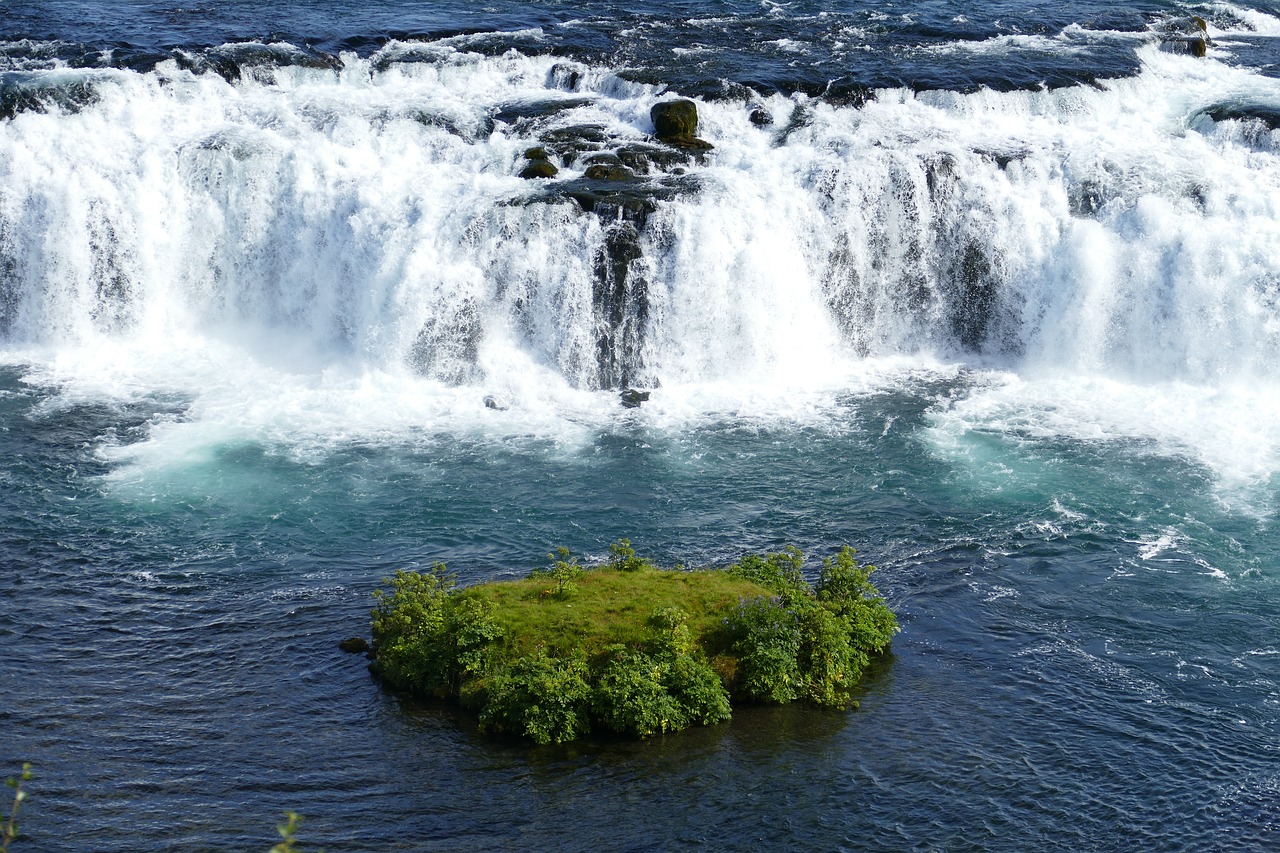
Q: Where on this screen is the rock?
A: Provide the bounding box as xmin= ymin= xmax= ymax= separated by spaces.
xmin=550 ymin=62 xmax=584 ymax=91
xmin=483 ymin=394 xmax=509 ymax=411
xmin=585 ymin=163 xmax=636 ymax=181
xmin=650 ymin=99 xmax=715 ymax=150
xmin=524 ymin=146 xmax=551 ymax=160
xmin=1158 ymin=15 xmax=1212 ymax=57
xmin=614 ymin=142 xmax=696 ymax=174
xmin=492 ymin=96 xmax=596 ymax=127
xmin=520 ymin=159 xmax=559 ymax=179
xmin=748 ymin=104 xmax=773 ymax=126
xmin=651 ymin=99 xmax=699 ymax=139
xmin=339 ymin=637 xmax=370 ymax=654
xmin=1195 ymin=102 xmax=1280 ymax=130
xmin=540 ymin=124 xmax=611 ymax=167
xmin=620 ymin=389 xmax=650 ymax=408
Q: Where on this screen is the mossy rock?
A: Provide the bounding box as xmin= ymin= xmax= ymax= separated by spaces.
xmin=650 ymin=99 xmax=715 ymax=151
xmin=651 ymin=99 xmax=700 ymax=139
xmin=520 ymin=159 xmax=559 ymax=180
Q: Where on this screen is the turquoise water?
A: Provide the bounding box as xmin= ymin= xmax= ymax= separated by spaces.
xmin=3 ymin=363 xmax=1277 ymax=850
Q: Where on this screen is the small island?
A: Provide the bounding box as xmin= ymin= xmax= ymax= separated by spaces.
xmin=367 ymin=541 xmax=897 ymax=744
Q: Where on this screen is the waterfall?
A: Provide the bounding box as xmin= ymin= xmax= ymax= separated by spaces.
xmin=2 ymin=39 xmax=1279 ymax=397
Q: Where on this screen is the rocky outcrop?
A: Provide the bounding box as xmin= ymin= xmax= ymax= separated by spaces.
xmin=650 ymin=99 xmax=714 ymax=150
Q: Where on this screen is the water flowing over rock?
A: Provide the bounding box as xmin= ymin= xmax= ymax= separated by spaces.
xmin=1 ymin=42 xmax=1278 ymax=394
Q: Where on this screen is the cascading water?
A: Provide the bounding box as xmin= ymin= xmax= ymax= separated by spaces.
xmin=4 ymin=38 xmax=1278 ymax=399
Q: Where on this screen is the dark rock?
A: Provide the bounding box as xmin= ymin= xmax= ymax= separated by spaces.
xmin=0 ymin=77 xmax=100 ymax=121
xmin=483 ymin=394 xmax=509 ymax=411
xmin=1196 ymin=102 xmax=1280 ymax=130
xmin=614 ymin=142 xmax=695 ymax=174
xmin=748 ymin=104 xmax=773 ymax=126
xmin=1158 ymin=15 xmax=1212 ymax=56
xmin=520 ymin=159 xmax=559 ymax=179
xmin=524 ymin=146 xmax=551 ymax=160
xmin=662 ymin=135 xmax=714 ymax=151
xmin=339 ymin=637 xmax=370 ymax=654
xmin=773 ymin=104 xmax=814 ymax=146
xmin=620 ymin=389 xmax=650 ymax=408
xmin=550 ymin=62 xmax=584 ymax=92
xmin=651 ymin=99 xmax=700 ymax=139
xmin=585 ymin=163 xmax=636 ymax=181
xmin=594 ymin=223 xmax=649 ymax=389
xmin=555 ymin=173 xmax=701 ymax=220
xmin=492 ymin=97 xmax=596 ymax=127
xmin=539 ymin=124 xmax=611 ymax=167
xmin=584 ymin=152 xmax=624 ymax=167
xmin=651 ymin=99 xmax=715 ymax=150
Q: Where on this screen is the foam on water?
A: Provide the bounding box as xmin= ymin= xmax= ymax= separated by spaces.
xmin=1 ymin=25 xmax=1280 ymax=498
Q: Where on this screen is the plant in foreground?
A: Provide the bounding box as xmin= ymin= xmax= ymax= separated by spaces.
xmin=269 ymin=811 xmax=304 ymax=853
xmin=3 ymin=767 xmax=312 ymax=852
xmin=2 ymin=764 xmax=31 ymax=853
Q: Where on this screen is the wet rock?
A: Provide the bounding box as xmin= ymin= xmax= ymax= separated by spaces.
xmin=407 ymin=297 xmax=480 ymax=384
xmin=556 ymin=173 xmax=701 ymax=220
xmin=614 ymin=141 xmax=696 ymax=174
xmin=175 ymin=43 xmax=343 ymax=84
xmin=492 ymin=96 xmax=596 ymax=127
xmin=539 ymin=124 xmax=611 ymax=167
xmin=651 ymin=99 xmax=699 ymax=138
xmin=339 ymin=637 xmax=370 ymax=654
xmin=550 ymin=62 xmax=585 ymax=92
xmin=520 ymin=158 xmax=559 ymax=179
xmin=1158 ymin=15 xmax=1212 ymax=57
xmin=520 ymin=146 xmax=561 ymax=179
xmin=1196 ymin=102 xmax=1280 ymax=130
xmin=620 ymin=389 xmax=650 ymax=408
xmin=483 ymin=395 xmax=509 ymax=411
xmin=748 ymin=104 xmax=773 ymax=126
xmin=0 ymin=77 xmax=100 ymax=121
xmin=584 ymin=162 xmax=636 ymax=181
xmin=650 ymin=99 xmax=714 ymax=150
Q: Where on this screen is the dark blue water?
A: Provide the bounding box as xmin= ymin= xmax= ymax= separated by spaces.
xmin=4 ymin=0 xmax=1276 ymax=91
xmin=3 ymin=1 xmax=1280 ymax=851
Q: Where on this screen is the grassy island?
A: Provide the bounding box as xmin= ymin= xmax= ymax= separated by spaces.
xmin=369 ymin=541 xmax=897 ymax=744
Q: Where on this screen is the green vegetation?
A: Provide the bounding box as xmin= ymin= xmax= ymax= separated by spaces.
xmin=370 ymin=542 xmax=897 ymax=744
xmin=269 ymin=812 xmax=305 ymax=853
xmin=2 ymin=764 xmax=31 ymax=853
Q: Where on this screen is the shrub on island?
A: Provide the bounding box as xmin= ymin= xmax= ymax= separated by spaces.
xmin=368 ymin=542 xmax=897 ymax=744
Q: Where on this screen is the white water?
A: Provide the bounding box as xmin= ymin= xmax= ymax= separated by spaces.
xmin=2 ymin=30 xmax=1280 ymax=487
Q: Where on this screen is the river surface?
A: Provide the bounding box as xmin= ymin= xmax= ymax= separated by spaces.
xmin=2 ymin=2 xmax=1279 ymax=850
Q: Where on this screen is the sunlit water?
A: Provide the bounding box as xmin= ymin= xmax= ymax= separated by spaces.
xmin=2 ymin=1 xmax=1279 ymax=850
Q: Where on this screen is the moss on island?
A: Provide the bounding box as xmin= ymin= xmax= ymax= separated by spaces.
xmin=368 ymin=541 xmax=897 ymax=744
